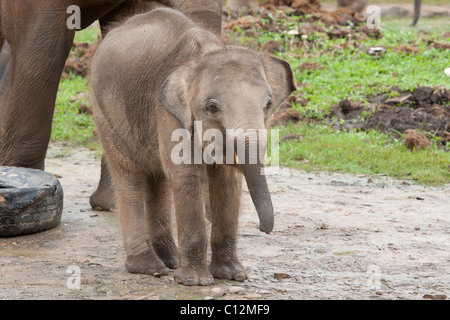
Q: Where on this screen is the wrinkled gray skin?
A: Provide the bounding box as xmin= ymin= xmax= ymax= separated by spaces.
xmin=91 ymin=8 xmax=296 ymax=286
xmin=411 ymin=0 xmax=421 ymax=26
xmin=337 ymin=0 xmax=369 ymax=13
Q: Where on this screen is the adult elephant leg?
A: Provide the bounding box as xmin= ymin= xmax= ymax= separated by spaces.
xmin=411 ymin=0 xmax=421 ymax=26
xmin=89 ymin=156 xmax=116 ymax=211
xmin=0 ymin=10 xmax=75 ymax=169
xmin=163 ymin=0 xmax=222 ymax=35
xmin=98 ymin=0 xmax=157 ymax=36
xmin=0 ymin=42 xmax=12 ymax=140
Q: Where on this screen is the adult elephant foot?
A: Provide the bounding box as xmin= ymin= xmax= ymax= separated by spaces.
xmin=89 ymin=156 xmax=116 ymax=211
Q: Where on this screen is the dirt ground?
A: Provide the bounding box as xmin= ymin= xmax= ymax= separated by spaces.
xmin=1 ymin=1 xmax=449 ymax=301
xmin=0 ymin=143 xmax=448 ymax=300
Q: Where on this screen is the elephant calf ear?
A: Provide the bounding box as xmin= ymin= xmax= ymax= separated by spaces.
xmin=158 ymin=65 xmax=192 ymax=130
xmin=260 ymin=54 xmax=297 ymax=108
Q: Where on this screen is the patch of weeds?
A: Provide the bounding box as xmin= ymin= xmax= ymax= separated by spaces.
xmin=274 ymin=123 xmax=450 ymax=185
xmin=52 ymin=75 xmax=96 ymax=147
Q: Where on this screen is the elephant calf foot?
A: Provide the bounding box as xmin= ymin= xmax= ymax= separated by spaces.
xmin=209 ymin=259 xmax=247 ymax=282
xmin=153 ymin=243 xmax=179 ymax=269
xmin=174 ymin=265 xmax=214 ymax=286
xmin=89 ymin=188 xmax=116 ymax=211
xmin=125 ymin=251 xmax=168 ymax=277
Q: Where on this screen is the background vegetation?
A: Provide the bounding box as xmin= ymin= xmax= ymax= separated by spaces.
xmin=52 ymin=5 xmax=450 ymax=185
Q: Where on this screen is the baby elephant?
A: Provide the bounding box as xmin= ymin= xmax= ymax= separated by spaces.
xmin=91 ymin=8 xmax=296 ymax=286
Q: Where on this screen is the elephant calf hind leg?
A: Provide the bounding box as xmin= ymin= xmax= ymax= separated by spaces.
xmin=89 ymin=156 xmax=116 ymax=211
xmin=145 ymin=174 xmax=179 ymax=269
xmin=109 ymin=161 xmax=167 ymax=276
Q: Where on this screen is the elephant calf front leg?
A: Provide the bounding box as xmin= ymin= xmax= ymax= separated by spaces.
xmin=171 ymin=168 xmax=214 ymax=286
xmin=207 ymin=165 xmax=247 ymax=281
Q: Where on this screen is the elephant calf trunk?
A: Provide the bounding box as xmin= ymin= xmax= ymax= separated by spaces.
xmin=234 ymin=131 xmax=274 ymax=234
xmin=241 ymin=164 xmax=274 ymax=234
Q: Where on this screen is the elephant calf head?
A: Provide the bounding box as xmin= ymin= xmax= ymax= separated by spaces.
xmin=158 ymin=47 xmax=296 ymax=233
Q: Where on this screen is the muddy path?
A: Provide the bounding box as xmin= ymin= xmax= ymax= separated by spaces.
xmin=0 ymin=143 xmax=448 ymax=300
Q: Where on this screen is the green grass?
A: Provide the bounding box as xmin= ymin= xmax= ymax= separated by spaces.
xmin=52 ymin=75 xmax=97 ymax=149
xmin=275 ymin=123 xmax=450 ymax=185
xmin=74 ymin=25 xmax=100 ymax=44
xmin=52 ymin=27 xmax=101 ymax=150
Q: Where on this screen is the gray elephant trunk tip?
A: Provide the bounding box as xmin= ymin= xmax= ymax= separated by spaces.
xmin=259 ymin=216 xmax=274 ymax=234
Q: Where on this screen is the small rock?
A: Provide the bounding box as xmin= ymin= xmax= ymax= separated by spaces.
xmin=210 ymin=287 xmax=225 ymax=297
xmin=274 ymin=272 xmax=291 ymax=280
xmin=367 ymin=46 xmax=385 ymax=56
xmin=245 ymin=293 xmax=262 ymax=299
xmin=445 ymin=67 xmax=450 ymax=77
xmin=70 ymin=92 xmax=87 ymax=103
xmin=228 ymin=286 xmax=246 ymax=294
xmin=423 ymin=294 xmax=447 ymax=300
xmin=136 ymin=294 xmax=159 ymax=300
xmin=319 ymin=223 xmax=328 ymax=230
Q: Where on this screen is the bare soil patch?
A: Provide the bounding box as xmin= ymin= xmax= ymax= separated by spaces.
xmin=62 ymin=41 xmax=99 ymax=80
xmin=328 ymin=86 xmax=450 ymax=146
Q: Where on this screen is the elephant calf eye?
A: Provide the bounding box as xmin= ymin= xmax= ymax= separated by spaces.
xmin=264 ymin=100 xmax=272 ymax=111
xmin=206 ymin=102 xmax=221 ymax=114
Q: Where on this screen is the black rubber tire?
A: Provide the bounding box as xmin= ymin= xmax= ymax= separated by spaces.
xmin=0 ymin=166 xmax=63 ymax=237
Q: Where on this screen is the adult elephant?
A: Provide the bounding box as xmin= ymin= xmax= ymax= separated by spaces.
xmin=337 ymin=0 xmax=422 ymax=26
xmin=0 ymin=0 xmax=222 ymax=211
xmin=411 ymin=0 xmax=421 ymax=26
